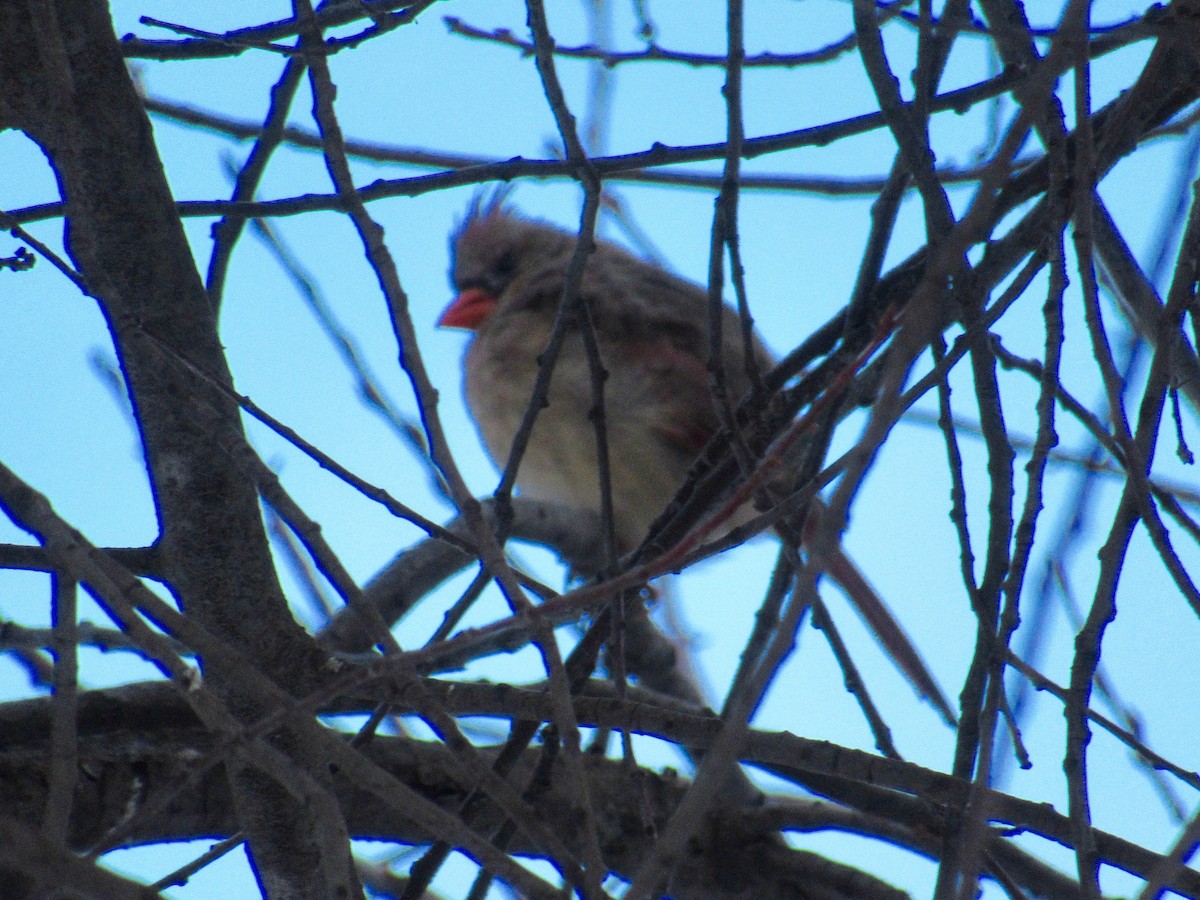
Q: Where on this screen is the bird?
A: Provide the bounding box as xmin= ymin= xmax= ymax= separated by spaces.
xmin=440 ymin=198 xmax=771 ymax=550
xmin=437 ymin=198 xmax=954 ymax=723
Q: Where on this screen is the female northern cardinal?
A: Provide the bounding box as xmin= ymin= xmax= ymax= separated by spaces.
xmin=438 ymin=200 xmax=954 ymax=723
xmin=440 ymin=200 xmax=772 ymax=550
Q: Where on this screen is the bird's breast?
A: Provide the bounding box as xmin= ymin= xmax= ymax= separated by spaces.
xmin=464 ymin=321 xmax=693 ymax=547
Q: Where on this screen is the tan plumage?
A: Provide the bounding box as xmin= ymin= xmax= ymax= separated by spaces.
xmin=438 ymin=201 xmax=956 ymax=725
xmin=443 ymin=203 xmax=772 ymax=550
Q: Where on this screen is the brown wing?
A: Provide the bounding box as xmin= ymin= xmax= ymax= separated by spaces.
xmin=580 ymin=242 xmax=775 ymax=447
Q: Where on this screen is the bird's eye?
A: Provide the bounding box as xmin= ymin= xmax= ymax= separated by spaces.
xmin=493 ymin=250 xmax=518 ymax=278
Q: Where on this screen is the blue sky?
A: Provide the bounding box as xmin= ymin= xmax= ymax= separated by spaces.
xmin=2 ymin=1 xmax=1197 ymax=896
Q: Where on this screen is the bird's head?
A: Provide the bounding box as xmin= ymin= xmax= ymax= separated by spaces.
xmin=439 ymin=198 xmax=573 ymax=331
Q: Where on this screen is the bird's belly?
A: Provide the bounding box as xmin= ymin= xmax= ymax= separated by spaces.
xmin=466 ymin=352 xmax=687 ymax=547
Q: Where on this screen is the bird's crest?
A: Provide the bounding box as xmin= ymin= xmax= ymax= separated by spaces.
xmin=454 ymin=186 xmax=516 ymax=244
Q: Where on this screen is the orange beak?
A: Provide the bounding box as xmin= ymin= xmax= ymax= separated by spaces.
xmin=437 ymin=287 xmax=498 ymax=331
